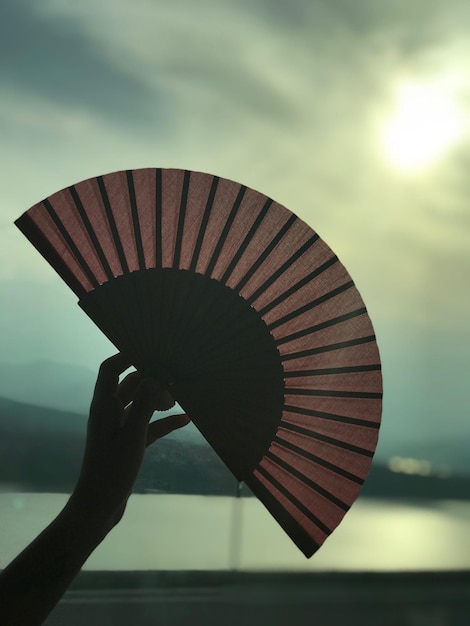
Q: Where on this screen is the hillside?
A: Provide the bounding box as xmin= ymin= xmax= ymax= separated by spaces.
xmin=2 ymin=360 xmax=469 ymax=475
xmin=0 ymin=396 xmax=86 ymax=491
xmin=0 ymin=396 xmax=469 ymax=499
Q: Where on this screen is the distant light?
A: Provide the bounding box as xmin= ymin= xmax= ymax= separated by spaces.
xmin=388 ymin=456 xmax=433 ymax=476
xmin=381 ymin=79 xmax=466 ymax=172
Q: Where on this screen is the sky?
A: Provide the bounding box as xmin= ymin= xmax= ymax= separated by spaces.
xmin=1 ymin=0 xmax=469 ymax=468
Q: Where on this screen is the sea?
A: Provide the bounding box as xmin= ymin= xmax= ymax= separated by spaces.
xmin=1 ymin=493 xmax=469 ymax=571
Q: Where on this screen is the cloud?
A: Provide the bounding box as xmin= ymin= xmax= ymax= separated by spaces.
xmin=0 ymin=0 xmax=160 ymax=124
xmin=2 ymin=0 xmax=470 ymax=333
xmin=2 ymin=0 xmax=470 ymax=461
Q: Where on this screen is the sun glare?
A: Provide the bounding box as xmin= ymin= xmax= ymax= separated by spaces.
xmin=381 ymin=79 xmax=466 ymax=172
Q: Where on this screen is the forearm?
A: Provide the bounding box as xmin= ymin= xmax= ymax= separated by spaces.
xmin=0 ymin=497 xmax=111 ymax=626
xmin=0 ymin=356 xmax=187 ymax=625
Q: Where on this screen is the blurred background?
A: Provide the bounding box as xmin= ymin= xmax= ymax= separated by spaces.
xmin=0 ymin=0 xmax=469 ymax=583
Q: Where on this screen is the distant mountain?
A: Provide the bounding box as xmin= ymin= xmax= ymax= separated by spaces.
xmin=0 ymin=361 xmax=203 ymax=444
xmin=0 ymin=396 xmax=86 ymax=491
xmin=138 ymin=445 xmax=470 ymax=500
xmin=361 ymin=464 xmax=470 ymax=501
xmin=0 ymin=395 xmax=87 ymax=435
xmin=0 ymin=395 xmax=228 ymax=494
xmin=1 ymin=395 xmax=469 ymax=500
xmin=2 ymin=359 xmax=468 ymax=474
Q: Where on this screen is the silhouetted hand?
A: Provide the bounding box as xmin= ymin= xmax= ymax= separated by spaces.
xmin=69 ymin=353 xmax=189 ymax=533
xmin=0 ymin=353 xmax=189 ymax=626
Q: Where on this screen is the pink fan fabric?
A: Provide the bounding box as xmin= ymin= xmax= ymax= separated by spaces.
xmin=16 ymin=168 xmax=382 ymax=557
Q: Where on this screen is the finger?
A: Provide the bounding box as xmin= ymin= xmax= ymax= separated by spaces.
xmin=146 ymin=414 xmax=190 ymax=447
xmin=116 ymin=370 xmax=144 ymax=407
xmin=126 ymin=379 xmax=162 ymax=432
xmin=123 ymin=386 xmax=175 ymax=417
xmin=154 ymin=389 xmax=176 ymax=411
xmin=93 ymin=353 xmax=133 ymax=401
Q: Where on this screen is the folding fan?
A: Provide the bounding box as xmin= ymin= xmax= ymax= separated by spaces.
xmin=15 ymin=168 xmax=382 ymax=558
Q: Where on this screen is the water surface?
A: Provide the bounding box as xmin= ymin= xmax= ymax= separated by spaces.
xmin=1 ymin=494 xmax=468 ymax=571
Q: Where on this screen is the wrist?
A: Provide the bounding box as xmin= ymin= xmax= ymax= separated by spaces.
xmin=63 ymin=491 xmax=119 ymax=545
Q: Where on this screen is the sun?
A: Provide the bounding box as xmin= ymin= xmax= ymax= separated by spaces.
xmin=381 ymin=79 xmax=466 ymax=172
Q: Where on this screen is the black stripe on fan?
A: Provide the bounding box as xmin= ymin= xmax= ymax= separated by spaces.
xmin=189 ymin=176 xmax=219 ymax=272
xmin=15 ymin=212 xmax=87 ymax=297
xmin=220 ymin=197 xmax=273 ymax=284
xmin=205 ymin=185 xmax=246 ymax=276
xmin=234 ymin=214 xmax=298 ymax=293
xmin=42 ymin=199 xmax=99 ymax=289
xmin=246 ymin=474 xmax=320 ymax=557
xmin=155 ymin=168 xmax=163 ymax=268
xmin=126 ymin=171 xmax=146 ymax=270
xmin=256 ymin=464 xmax=332 ymax=536
xmin=246 ymin=233 xmax=320 ymax=305
xmin=280 ymin=421 xmax=374 ymax=456
xmin=268 ymin=280 xmax=354 ymax=330
xmin=173 ymin=170 xmax=191 ymax=268
xmin=97 ymin=176 xmax=129 ymax=274
xmin=276 ymin=308 xmax=367 ymax=346
xmin=268 ymin=281 xmax=354 ymax=331
xmin=283 ymin=404 xmax=380 ymax=429
xmin=273 ymin=435 xmax=364 ymax=485
xmin=286 ymin=388 xmax=382 ymax=400
xmin=284 ymin=364 xmax=381 ymax=377
xmin=68 ymin=186 xmax=114 ymax=280
xmin=257 ymin=255 xmax=338 ymax=315
xmin=281 ymin=335 xmax=376 ymax=361
xmin=266 ymin=450 xmax=349 ymax=511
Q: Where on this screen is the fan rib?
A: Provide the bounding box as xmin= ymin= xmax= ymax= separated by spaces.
xmin=180 ymin=309 xmax=261 ymax=366
xmin=189 ymin=176 xmax=219 ymax=272
xmin=276 ymin=308 xmax=367 ymax=346
xmin=205 ymin=185 xmax=246 ymax=277
xmin=266 ymin=450 xmax=349 ymax=511
xmin=68 ymin=186 xmax=114 ymax=281
xmin=167 ymin=272 xmax=228 ymax=363
xmin=246 ymin=474 xmax=319 ymax=557
xmin=126 ymin=171 xmax=146 ymax=270
xmin=283 ymin=404 xmax=380 ymax=429
xmin=281 ymin=335 xmax=376 ymax=361
xmin=268 ymin=281 xmax=354 ymax=331
xmin=158 ymin=268 xmax=197 ymax=363
xmin=155 ymin=168 xmax=163 ymax=268
xmin=188 ymin=347 xmax=281 ymax=377
xmin=220 ymin=197 xmax=273 ymax=285
xmin=177 ymin=399 xmax=281 ymax=482
xmin=15 ymin=213 xmax=88 ymax=297
xmin=42 ymin=199 xmax=100 ymax=289
xmin=281 ymin=421 xmax=374 ymax=456
xmin=16 ymin=167 xmax=383 ymax=560
xmin=284 ymin=364 xmax=381 ymax=377
xmin=162 ymin=273 xmax=269 ymax=367
xmin=79 ymin=283 xmax=138 ymax=372
xmin=256 ymin=464 xmax=332 ymax=535
xmin=179 ymin=296 xmax=278 ymax=360
xmin=97 ymin=176 xmax=129 ymax=274
xmin=234 ymin=214 xmax=297 ymax=293
xmin=247 ymin=233 xmax=320 ymax=305
xmin=173 ymin=170 xmax=191 ymax=269
xmin=274 ymin=435 xmax=364 ymax=484
xmin=257 ymin=255 xmax=338 ymax=315
xmin=286 ymin=388 xmax=382 ymax=400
